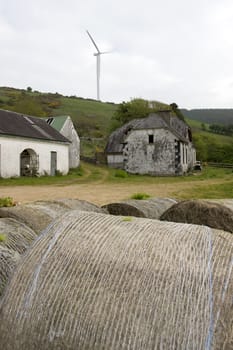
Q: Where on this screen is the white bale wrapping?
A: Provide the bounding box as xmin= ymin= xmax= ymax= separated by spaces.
xmin=0 ymin=211 xmax=232 ymax=349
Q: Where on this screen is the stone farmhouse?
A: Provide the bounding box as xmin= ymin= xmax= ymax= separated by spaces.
xmin=106 ymin=111 xmax=196 ymax=176
xmin=46 ymin=116 xmax=80 ymax=169
xmin=0 ymin=109 xmax=70 ymax=178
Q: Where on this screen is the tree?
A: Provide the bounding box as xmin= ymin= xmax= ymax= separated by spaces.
xmin=201 ymin=123 xmax=206 ymax=131
xmin=27 ymin=86 xmax=32 ymax=92
xmin=170 ymin=103 xmax=185 ymax=121
xmin=113 ymin=98 xmax=151 ymax=125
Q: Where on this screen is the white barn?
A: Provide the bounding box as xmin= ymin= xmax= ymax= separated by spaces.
xmin=0 ymin=109 xmax=70 ymax=178
xmin=46 ymin=115 xmax=80 ymax=169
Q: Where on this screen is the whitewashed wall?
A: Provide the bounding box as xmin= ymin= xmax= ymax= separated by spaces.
xmin=60 ymin=117 xmax=80 ymax=168
xmin=0 ymin=136 xmax=69 ymax=178
xmin=123 ymin=129 xmax=195 ymax=176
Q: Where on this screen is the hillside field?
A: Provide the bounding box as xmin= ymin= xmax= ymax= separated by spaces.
xmin=0 ymin=86 xmax=232 ymax=162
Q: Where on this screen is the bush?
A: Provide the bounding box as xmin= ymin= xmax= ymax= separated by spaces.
xmin=114 ymin=169 xmax=128 ymax=178
xmin=130 ymin=193 xmax=150 ymax=200
xmin=0 ymin=197 xmax=15 ymax=207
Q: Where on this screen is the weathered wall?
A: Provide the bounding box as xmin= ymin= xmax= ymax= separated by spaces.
xmin=60 ymin=117 xmax=80 ymax=169
xmin=123 ymin=129 xmax=177 ymax=175
xmin=0 ymin=136 xmax=69 ymax=178
xmin=107 ymin=154 xmax=124 ymax=168
xmin=123 ymin=129 xmax=195 ymax=176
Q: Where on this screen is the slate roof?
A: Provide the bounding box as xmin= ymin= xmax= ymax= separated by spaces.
xmin=106 ymin=112 xmax=190 ymax=154
xmin=0 ymin=109 xmax=70 ymax=143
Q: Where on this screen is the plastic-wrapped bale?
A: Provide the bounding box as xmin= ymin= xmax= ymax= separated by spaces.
xmin=0 ymin=218 xmax=37 ymax=297
xmin=0 ymin=218 xmax=37 ymax=254
xmin=0 ymin=246 xmax=20 ymax=297
xmin=160 ymin=199 xmax=233 ymax=233
xmin=24 ymin=201 xmax=70 ymax=219
xmin=0 ymin=211 xmax=232 ymax=350
xmin=103 ymin=197 xmax=178 ymax=219
xmin=207 ymin=199 xmax=233 ymax=212
xmin=0 ymin=205 xmax=52 ymax=234
xmin=49 ymin=198 xmax=108 ymax=213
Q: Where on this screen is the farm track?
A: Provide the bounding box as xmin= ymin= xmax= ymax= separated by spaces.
xmin=0 ymin=177 xmax=230 ymax=206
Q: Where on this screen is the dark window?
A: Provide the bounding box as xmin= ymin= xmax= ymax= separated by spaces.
xmin=149 ymin=135 xmax=154 ymax=143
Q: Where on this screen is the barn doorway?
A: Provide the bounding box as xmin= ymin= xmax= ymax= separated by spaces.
xmin=50 ymin=151 xmax=57 ymax=176
xmin=20 ymin=149 xmax=39 ymax=176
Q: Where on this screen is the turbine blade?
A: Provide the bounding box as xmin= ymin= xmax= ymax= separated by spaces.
xmin=86 ymin=30 xmax=100 ymax=53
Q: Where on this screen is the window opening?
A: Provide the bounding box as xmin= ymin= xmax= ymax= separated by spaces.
xmin=149 ymin=135 xmax=154 ymax=144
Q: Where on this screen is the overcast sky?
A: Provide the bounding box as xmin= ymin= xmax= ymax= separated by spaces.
xmin=1 ymin=0 xmax=233 ymax=108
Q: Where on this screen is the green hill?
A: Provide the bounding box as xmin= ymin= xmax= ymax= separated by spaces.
xmin=0 ymin=86 xmax=118 ymax=138
xmin=181 ymin=109 xmax=233 ymax=125
xmin=0 ymin=87 xmax=232 ymax=163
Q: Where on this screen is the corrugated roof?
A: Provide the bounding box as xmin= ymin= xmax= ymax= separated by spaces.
xmin=0 ymin=109 xmax=70 ymax=143
xmin=46 ymin=116 xmax=68 ymax=132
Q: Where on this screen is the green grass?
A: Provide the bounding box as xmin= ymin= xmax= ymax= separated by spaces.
xmin=0 ymin=234 xmax=6 ymax=243
xmin=0 ymin=163 xmax=231 ymax=188
xmin=113 ymin=169 xmax=129 ymax=178
xmin=52 ymin=97 xmax=117 ymax=137
xmin=0 ymin=162 xmax=231 ymax=199
xmin=130 ymin=193 xmax=151 ymax=200
xmin=122 ymin=217 xmax=133 ymax=222
xmin=0 ymin=197 xmax=15 ymax=207
xmin=174 ymin=181 xmax=233 ymax=199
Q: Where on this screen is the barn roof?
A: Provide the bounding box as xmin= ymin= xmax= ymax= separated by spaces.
xmin=106 ymin=112 xmax=190 ymax=154
xmin=46 ymin=115 xmax=68 ymax=132
xmin=0 ymin=109 xmax=70 ymax=143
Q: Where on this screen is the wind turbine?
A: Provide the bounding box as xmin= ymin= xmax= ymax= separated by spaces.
xmin=86 ymin=30 xmax=110 ymax=101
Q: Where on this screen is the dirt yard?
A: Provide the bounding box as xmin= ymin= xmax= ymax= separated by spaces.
xmin=0 ymin=178 xmax=227 ymax=206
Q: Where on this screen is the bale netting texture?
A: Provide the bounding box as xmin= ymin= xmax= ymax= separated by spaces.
xmin=0 ymin=246 xmax=20 ymax=297
xmin=161 ymin=199 xmax=233 ymax=233
xmin=0 ymin=218 xmax=37 ymax=254
xmin=0 ymin=205 xmax=54 ymax=234
xmin=50 ymin=198 xmax=108 ymax=213
xmin=208 ymin=199 xmax=233 ymax=211
xmin=103 ymin=197 xmax=177 ymax=219
xmin=0 ymin=212 xmax=232 ymax=349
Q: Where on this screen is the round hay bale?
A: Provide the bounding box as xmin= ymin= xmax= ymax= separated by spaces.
xmin=0 ymin=200 xmax=107 ymax=235
xmin=51 ymin=198 xmax=108 ymax=213
xmin=25 ymin=201 xmax=69 ymax=219
xmin=160 ymin=200 xmax=233 ymax=233
xmin=207 ymin=199 xmax=233 ymax=211
xmin=0 ymin=246 xmax=20 ymax=297
xmin=0 ymin=211 xmax=232 ymax=349
xmin=103 ymin=197 xmax=177 ymax=219
xmin=0 ymin=218 xmax=37 ymax=254
xmin=0 ymin=205 xmax=53 ymax=234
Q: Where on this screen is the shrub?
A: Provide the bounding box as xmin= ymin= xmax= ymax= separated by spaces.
xmin=130 ymin=193 xmax=151 ymax=200
xmin=0 ymin=197 xmax=15 ymax=207
xmin=114 ymin=169 xmax=128 ymax=178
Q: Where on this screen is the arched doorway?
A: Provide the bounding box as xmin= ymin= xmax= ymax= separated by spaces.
xmin=20 ymin=149 xmax=39 ymax=176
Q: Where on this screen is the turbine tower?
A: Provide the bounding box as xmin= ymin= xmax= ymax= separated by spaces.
xmin=86 ymin=30 xmax=109 ymax=101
